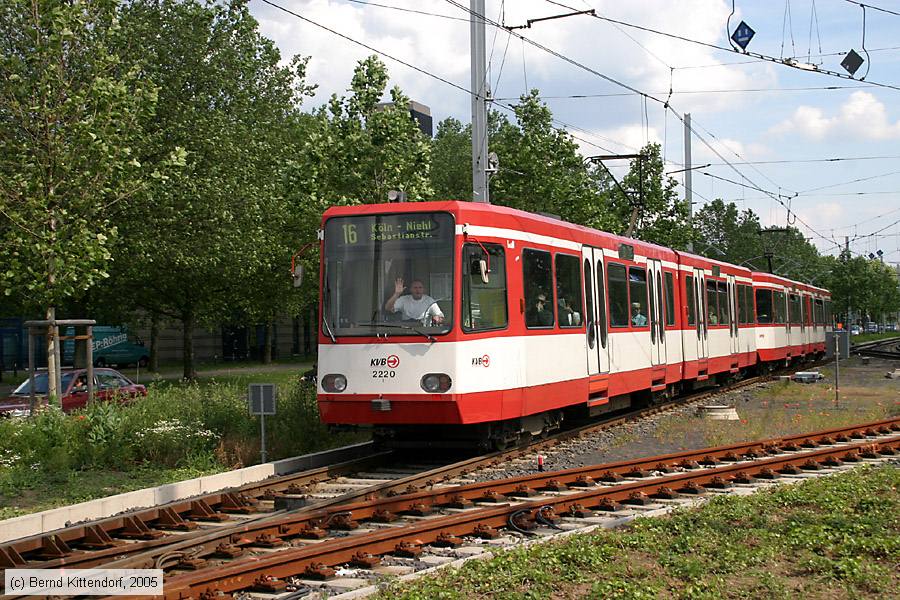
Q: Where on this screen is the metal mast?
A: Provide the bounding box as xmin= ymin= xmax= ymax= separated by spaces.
xmin=684 ymin=113 xmax=693 ymax=252
xmin=470 ymin=0 xmax=489 ymax=203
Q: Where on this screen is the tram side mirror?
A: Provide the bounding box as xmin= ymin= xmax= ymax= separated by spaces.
xmin=292 ymin=264 xmax=305 ymax=288
xmin=470 ymin=257 xmax=490 ymax=284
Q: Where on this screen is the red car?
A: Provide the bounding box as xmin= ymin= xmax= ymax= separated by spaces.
xmin=0 ymin=368 xmax=147 ymax=417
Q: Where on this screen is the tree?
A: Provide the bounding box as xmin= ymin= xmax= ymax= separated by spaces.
xmin=694 ymin=200 xmax=764 ymax=266
xmin=296 ymin=56 xmax=433 ymax=208
xmin=430 ymin=117 xmax=471 ymax=200
xmin=612 ymin=143 xmax=693 ymax=249
xmin=489 ymin=91 xmax=615 ymax=231
xmin=0 ymin=0 xmax=174 ymax=399
xmin=108 ymin=0 xmax=307 ymax=379
xmin=283 ymin=56 xmax=436 ymax=329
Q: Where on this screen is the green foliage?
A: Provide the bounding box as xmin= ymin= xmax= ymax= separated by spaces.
xmin=99 ymin=0 xmax=309 ymax=377
xmin=0 ymin=378 xmax=362 ymax=517
xmin=430 ymin=117 xmax=472 ymax=200
xmin=0 ymin=0 xmax=173 ymax=311
xmin=824 ymin=252 xmax=900 ymax=322
xmin=616 ymin=143 xmax=693 ymax=249
xmin=377 ymin=466 xmax=900 ymax=599
xmin=489 ymin=91 xmax=616 ymax=232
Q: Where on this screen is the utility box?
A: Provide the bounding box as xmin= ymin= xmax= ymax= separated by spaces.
xmin=826 ymin=331 xmax=849 ymax=360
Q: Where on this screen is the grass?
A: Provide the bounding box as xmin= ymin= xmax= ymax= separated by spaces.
xmin=0 ymin=374 xmax=366 ymax=519
xmin=0 ymin=464 xmax=221 ymax=521
xmin=852 ymin=332 xmax=900 ymax=345
xmin=651 ymin=361 xmax=899 ymax=451
xmin=376 ymin=465 xmax=900 ymax=599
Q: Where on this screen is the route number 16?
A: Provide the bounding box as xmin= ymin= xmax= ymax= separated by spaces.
xmin=342 ymin=224 xmax=358 ymax=244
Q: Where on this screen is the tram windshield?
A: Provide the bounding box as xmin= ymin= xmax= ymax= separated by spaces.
xmin=323 ymin=212 xmax=454 ymax=338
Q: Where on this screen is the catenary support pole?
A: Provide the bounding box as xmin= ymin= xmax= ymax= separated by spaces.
xmin=684 ymin=113 xmax=693 ymax=252
xmin=470 ymin=0 xmax=489 ymax=203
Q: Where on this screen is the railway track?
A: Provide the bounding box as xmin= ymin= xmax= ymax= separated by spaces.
xmin=854 ymin=336 xmax=900 ymax=360
xmin=0 ymin=367 xmax=816 ymax=574
xmin=93 ymin=418 xmax=899 ymax=599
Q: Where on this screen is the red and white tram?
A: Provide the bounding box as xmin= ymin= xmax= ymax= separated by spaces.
xmin=316 ymin=201 xmax=832 ymax=448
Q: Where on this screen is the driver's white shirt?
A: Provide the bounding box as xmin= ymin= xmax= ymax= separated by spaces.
xmin=393 ymin=294 xmax=444 ymax=321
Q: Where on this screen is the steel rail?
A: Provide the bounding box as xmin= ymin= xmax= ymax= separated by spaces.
xmin=0 ymin=369 xmax=833 ymax=571
xmin=0 ymin=363 xmax=828 ymax=571
xmin=61 ymin=418 xmax=900 ymax=573
xmin=146 ymin=435 xmax=900 ymax=600
xmin=0 ymin=372 xmax=757 ymax=569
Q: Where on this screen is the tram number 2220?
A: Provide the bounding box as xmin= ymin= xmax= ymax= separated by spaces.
xmin=372 ymin=370 xmax=396 ymax=379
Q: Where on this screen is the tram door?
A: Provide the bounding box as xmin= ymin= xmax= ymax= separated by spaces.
xmin=694 ymin=268 xmax=709 ymax=367
xmin=726 ymin=275 xmax=739 ymax=355
xmin=647 ymin=259 xmax=666 ymax=366
xmin=582 ymin=247 xmax=610 ymax=376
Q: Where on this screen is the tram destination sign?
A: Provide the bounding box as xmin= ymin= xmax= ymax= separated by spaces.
xmin=326 ymin=212 xmax=453 ymax=249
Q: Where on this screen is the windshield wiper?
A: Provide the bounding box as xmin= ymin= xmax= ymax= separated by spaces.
xmin=370 ymin=322 xmax=436 ymax=342
xmin=322 ymin=315 xmax=336 ymax=343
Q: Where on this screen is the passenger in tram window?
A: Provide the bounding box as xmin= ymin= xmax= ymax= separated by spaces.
xmin=708 ymin=312 xmax=719 ymax=325
xmin=631 ymin=302 xmax=647 ymax=327
xmin=385 ymin=277 xmax=444 ymax=324
xmin=558 ymin=297 xmax=575 ymax=325
xmin=528 ymin=293 xmax=554 ymax=327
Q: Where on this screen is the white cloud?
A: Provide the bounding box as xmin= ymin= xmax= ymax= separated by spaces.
xmin=770 ymin=91 xmax=900 ymax=141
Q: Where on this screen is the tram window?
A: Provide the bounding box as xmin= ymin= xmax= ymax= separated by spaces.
xmin=596 ymin=262 xmax=608 ymax=347
xmin=524 ymin=249 xmax=554 ymax=328
xmin=608 ymin=263 xmax=628 ymax=328
xmin=664 ymin=272 xmax=675 ymax=326
xmin=717 ymin=281 xmax=730 ymax=325
xmin=748 ymin=286 xmax=755 ymax=324
xmin=789 ymin=294 xmax=801 ymax=325
xmin=824 ymin=299 xmax=832 ymax=324
xmin=814 ymin=299 xmax=823 ymax=324
xmin=462 ymin=243 xmax=507 ymax=332
xmin=706 ymin=280 xmax=719 ymax=325
xmin=629 ymin=267 xmax=648 ymax=328
xmin=736 ymin=284 xmax=744 ymax=324
xmin=556 ymin=254 xmax=583 ymax=328
xmin=744 ymin=285 xmax=753 ymax=324
xmin=755 ymin=289 xmax=773 ymax=324
xmin=685 ymin=275 xmax=695 ymax=326
xmin=774 ymin=291 xmax=787 ymax=324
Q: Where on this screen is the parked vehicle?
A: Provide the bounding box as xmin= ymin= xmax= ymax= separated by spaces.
xmin=63 ymin=326 xmax=150 ymax=368
xmin=865 ymin=322 xmax=878 ymax=333
xmin=850 ymin=325 xmax=862 ymax=336
xmin=0 ymin=368 xmax=147 ymax=417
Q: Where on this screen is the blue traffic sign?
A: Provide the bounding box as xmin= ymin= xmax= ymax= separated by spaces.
xmin=731 ymin=21 xmax=755 ymax=51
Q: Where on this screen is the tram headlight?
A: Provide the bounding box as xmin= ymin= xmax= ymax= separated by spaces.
xmin=322 ymin=374 xmax=347 ymax=393
xmin=421 ymin=373 xmax=452 ymax=393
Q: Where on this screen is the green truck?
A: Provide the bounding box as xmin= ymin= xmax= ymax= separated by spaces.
xmin=64 ymin=326 xmax=150 ymax=368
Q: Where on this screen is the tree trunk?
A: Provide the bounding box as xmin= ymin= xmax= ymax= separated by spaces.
xmin=150 ymin=313 xmax=160 ymax=372
xmin=46 ymin=306 xmax=60 ymax=405
xmin=182 ymin=310 xmax=196 ymax=380
xmin=263 ymin=319 xmax=273 ymax=364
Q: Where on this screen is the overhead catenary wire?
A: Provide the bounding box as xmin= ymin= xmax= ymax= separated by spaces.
xmin=444 ymin=0 xmax=837 ymax=247
xmin=544 ymin=0 xmax=900 ymax=92
xmin=264 ymin=0 xmax=889 ymax=256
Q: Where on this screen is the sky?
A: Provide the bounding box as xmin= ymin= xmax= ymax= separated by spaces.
xmin=248 ymin=0 xmax=900 ymax=261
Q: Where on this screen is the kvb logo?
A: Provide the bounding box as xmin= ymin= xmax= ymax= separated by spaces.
xmin=370 ymin=355 xmax=401 ymax=368
xmin=471 ymin=354 xmax=491 ymax=367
